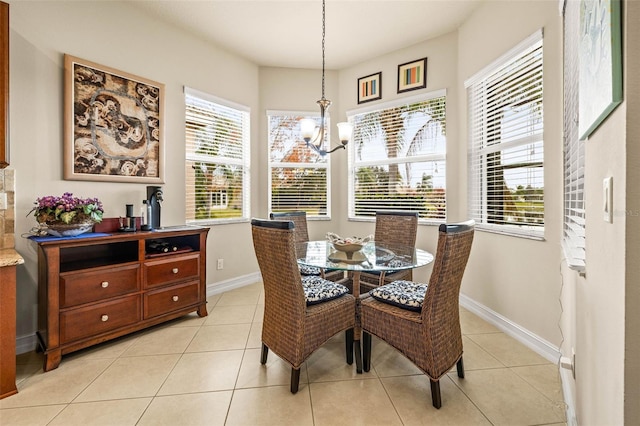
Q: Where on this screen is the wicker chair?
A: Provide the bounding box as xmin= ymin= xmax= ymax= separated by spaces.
xmin=251 ymin=218 xmax=359 ymax=393
xmin=270 ymin=211 xmax=343 ymax=281
xmin=360 ymin=220 xmax=475 ymax=408
xmin=358 ymin=211 xmax=419 ymax=292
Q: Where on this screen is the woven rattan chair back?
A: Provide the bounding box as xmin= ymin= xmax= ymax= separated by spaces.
xmin=374 ymin=210 xmax=419 ymax=247
xmin=270 ymin=211 xmax=344 ymax=281
xmin=270 ymin=211 xmax=310 ymax=244
xmin=251 ymin=218 xmax=357 ymax=393
xmin=359 ymin=211 xmax=419 ymax=289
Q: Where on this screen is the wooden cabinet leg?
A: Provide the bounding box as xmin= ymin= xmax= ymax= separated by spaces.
xmin=43 ymin=350 xmax=61 ymax=372
xmin=197 ymin=303 xmax=208 ymax=317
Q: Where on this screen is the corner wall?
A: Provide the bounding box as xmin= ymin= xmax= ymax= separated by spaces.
xmin=456 ymin=1 xmax=564 ymax=348
xmin=9 ymin=1 xmax=259 ymax=348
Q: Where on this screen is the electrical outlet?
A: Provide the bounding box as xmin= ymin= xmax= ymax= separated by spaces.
xmin=217 ymin=258 xmax=224 ymax=270
xmin=0 ymin=192 xmax=7 ymax=210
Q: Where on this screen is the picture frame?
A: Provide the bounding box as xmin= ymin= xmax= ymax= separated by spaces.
xmin=64 ymin=54 xmax=165 ymax=183
xmin=397 ymin=57 xmax=427 ymax=93
xmin=578 ymin=0 xmax=622 ymax=140
xmin=357 ymin=72 xmax=382 ymax=104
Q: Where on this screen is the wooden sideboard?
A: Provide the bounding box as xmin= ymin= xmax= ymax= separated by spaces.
xmin=34 ymin=227 xmax=209 ymax=371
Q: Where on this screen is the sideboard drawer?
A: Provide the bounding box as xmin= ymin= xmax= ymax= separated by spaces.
xmin=60 ymin=295 xmax=141 ymax=343
xmin=144 ymin=281 xmax=200 ymax=319
xmin=144 ymin=253 xmax=200 ymax=288
xmin=60 ymin=264 xmax=140 ymax=308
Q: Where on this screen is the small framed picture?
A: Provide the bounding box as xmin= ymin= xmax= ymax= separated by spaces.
xmin=357 ymin=72 xmax=382 ymax=104
xmin=397 ymin=57 xmax=427 ymax=93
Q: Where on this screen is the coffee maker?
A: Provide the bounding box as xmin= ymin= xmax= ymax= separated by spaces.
xmin=144 ymin=186 xmax=163 ymax=230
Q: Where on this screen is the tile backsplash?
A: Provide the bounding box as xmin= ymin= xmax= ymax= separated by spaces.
xmin=0 ymin=168 xmax=15 ymax=249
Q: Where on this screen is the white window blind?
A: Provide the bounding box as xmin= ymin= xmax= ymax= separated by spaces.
xmin=562 ymin=1 xmax=586 ymax=271
xmin=185 ymin=87 xmax=250 ymax=224
xmin=347 ymin=91 xmax=446 ymax=221
xmin=466 ymin=31 xmax=544 ymax=239
xmin=267 ymin=111 xmax=330 ymax=218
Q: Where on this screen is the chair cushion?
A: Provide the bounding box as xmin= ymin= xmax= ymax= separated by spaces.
xmin=369 ymin=280 xmax=428 ymax=311
xmin=299 ymin=264 xmax=321 ymax=276
xmin=301 ymin=276 xmax=349 ymax=305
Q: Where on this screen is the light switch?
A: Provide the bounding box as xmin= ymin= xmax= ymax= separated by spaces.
xmin=603 ymin=177 xmax=613 ymax=223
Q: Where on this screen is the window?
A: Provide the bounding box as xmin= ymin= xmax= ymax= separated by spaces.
xmin=466 ymin=31 xmax=544 ymax=238
xmin=185 ymin=87 xmax=250 ymax=224
xmin=347 ymin=91 xmax=447 ymax=221
xmin=267 ymin=111 xmax=330 ymax=218
xmin=562 ymin=1 xmax=585 ymax=271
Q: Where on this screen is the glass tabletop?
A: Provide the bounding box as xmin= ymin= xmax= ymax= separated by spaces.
xmin=296 ymin=241 xmax=434 ymax=272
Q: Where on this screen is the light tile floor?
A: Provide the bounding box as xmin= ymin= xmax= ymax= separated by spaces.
xmin=1 ymin=283 xmax=567 ymax=425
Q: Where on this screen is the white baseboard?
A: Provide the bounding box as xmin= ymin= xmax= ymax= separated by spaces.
xmin=206 ymin=272 xmax=261 ymax=296
xmin=459 ymin=293 xmax=560 ymax=362
xmin=16 ymin=334 xmax=37 ymax=355
xmin=460 ymin=293 xmax=576 ymax=424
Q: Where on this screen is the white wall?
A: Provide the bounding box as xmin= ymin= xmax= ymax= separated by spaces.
xmin=9 ymin=1 xmax=260 ymax=342
xmin=568 ymin=0 xmax=639 ymax=423
xmin=457 ymin=1 xmax=564 ymax=347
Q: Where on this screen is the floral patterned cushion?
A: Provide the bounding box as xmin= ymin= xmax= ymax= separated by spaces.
xmin=301 ymin=276 xmax=349 ymax=305
xmin=299 ymin=264 xmax=322 ymax=276
xmin=369 ymin=280 xmax=428 ymax=312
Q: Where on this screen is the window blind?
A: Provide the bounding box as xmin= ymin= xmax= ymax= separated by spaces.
xmin=267 ymin=111 xmax=330 ymax=218
xmin=347 ymin=91 xmax=446 ymax=221
xmin=466 ymin=31 xmax=544 ymax=238
xmin=184 ymin=87 xmax=250 ymax=224
xmin=562 ymin=1 xmax=586 ymax=270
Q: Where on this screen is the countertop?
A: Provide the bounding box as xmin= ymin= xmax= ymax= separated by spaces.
xmin=0 ymin=249 xmax=24 ymax=268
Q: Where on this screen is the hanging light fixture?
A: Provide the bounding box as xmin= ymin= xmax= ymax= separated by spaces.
xmin=299 ymin=0 xmax=352 ymax=156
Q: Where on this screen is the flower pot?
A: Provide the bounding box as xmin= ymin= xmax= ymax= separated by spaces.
xmin=43 ymin=221 xmax=95 ymax=237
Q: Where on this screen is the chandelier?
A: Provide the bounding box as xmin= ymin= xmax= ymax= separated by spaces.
xmin=299 ymin=0 xmax=352 ymax=156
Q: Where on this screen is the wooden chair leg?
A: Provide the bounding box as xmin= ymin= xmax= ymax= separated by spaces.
xmin=290 ymin=368 xmax=301 ymax=393
xmin=260 ymin=343 xmax=268 ymax=364
xmin=354 ymin=339 xmax=363 ymax=374
xmin=430 ymin=379 xmax=442 ymax=409
xmin=363 ymin=332 xmax=372 ymax=372
xmin=456 ymin=357 xmax=465 ymax=378
xmin=345 ymin=328 xmax=354 ymax=365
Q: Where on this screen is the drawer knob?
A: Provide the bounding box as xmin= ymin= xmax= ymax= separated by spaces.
xmin=172 ymin=295 xmax=179 ymax=302
xmin=172 ymin=268 xmax=179 ymax=274
xmin=101 ymin=315 xmax=109 ymax=322
xmin=101 ymin=281 xmax=109 ymax=288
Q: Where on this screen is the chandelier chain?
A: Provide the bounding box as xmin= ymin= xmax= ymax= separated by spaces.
xmin=321 ymin=0 xmax=326 ymax=99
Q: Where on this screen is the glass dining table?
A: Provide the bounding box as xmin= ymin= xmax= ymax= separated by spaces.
xmin=296 ymin=240 xmax=434 ymax=372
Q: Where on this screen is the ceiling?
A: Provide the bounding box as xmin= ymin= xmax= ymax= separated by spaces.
xmin=126 ymin=0 xmax=483 ymax=70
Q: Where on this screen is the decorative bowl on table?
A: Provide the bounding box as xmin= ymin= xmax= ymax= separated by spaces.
xmin=326 ymin=232 xmax=372 ymax=260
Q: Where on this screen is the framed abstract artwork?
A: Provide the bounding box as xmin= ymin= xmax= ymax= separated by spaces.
xmin=578 ymin=0 xmax=622 ymax=140
xmin=357 ymin=72 xmax=382 ymax=104
xmin=64 ymin=54 xmax=165 ymax=182
xmin=397 ymin=57 xmax=427 ymax=93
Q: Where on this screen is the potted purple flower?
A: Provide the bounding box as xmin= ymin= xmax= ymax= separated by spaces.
xmin=28 ymin=192 xmax=104 ymax=237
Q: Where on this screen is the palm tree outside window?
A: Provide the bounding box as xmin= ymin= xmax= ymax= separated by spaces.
xmin=347 ymin=91 xmax=447 ymax=221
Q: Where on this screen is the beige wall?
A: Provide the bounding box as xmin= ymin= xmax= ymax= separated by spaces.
xmin=9 ymin=1 xmax=259 ymax=339
xmin=457 ymin=1 xmax=563 ymax=347
xmin=570 ymin=0 xmax=639 ymax=423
